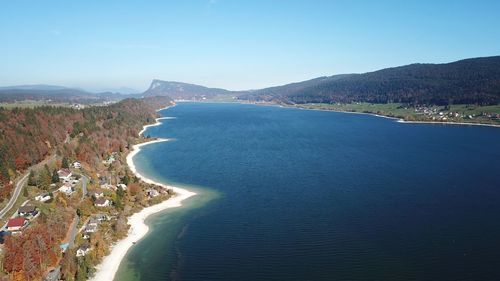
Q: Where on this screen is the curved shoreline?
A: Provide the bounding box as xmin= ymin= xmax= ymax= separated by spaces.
xmin=396 ymin=119 xmax=500 ymax=127
xmin=236 ymin=102 xmax=500 ymax=128
xmin=90 ymin=114 xmax=196 ymax=281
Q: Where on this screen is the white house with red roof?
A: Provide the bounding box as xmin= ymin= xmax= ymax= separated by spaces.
xmin=6 ymin=217 xmax=28 ymax=232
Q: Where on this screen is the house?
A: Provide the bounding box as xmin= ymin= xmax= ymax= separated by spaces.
xmin=58 ymin=182 xmax=74 ymax=195
xmin=94 ymin=198 xmax=110 ymax=207
xmin=84 ymin=223 xmax=98 ymax=233
xmin=35 ymin=193 xmax=51 ymax=202
xmin=76 ymin=244 xmax=91 ymax=257
xmin=98 ymin=176 xmax=110 ymax=185
xmin=117 ymin=183 xmax=127 ymax=191
xmin=57 ymin=168 xmax=72 ymax=182
xmin=44 ymin=266 xmax=61 ymax=281
xmin=101 ymin=183 xmax=117 ymax=190
xmin=95 ymin=214 xmax=109 ymax=222
xmin=7 ymin=217 xmax=27 ymax=232
xmin=89 ymin=189 xmax=104 ymax=199
xmin=73 ymin=161 xmax=82 ymax=169
xmin=84 ymin=218 xmax=99 ymax=233
xmin=18 ymin=205 xmax=38 ymax=217
xmin=146 ymin=189 xmax=160 ymax=198
xmin=102 ymin=155 xmax=116 ymax=165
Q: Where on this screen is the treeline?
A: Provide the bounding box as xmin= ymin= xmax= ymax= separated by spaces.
xmin=0 ymin=88 xmax=129 ymax=103
xmin=239 ymin=56 xmax=500 ymax=106
xmin=3 ymin=207 xmax=73 ymax=281
xmin=0 ymin=96 xmax=173 ymax=199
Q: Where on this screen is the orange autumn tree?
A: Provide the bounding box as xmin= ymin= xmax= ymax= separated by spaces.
xmin=3 ymin=208 xmax=73 ymax=280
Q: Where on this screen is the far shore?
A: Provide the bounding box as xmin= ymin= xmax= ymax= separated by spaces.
xmin=306 ymin=107 xmax=500 ymax=128
xmin=247 ymin=102 xmax=500 ymax=128
xmin=90 ymin=109 xmax=196 ymax=281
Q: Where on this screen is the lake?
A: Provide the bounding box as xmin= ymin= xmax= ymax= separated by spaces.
xmin=115 ymin=102 xmax=500 ymax=281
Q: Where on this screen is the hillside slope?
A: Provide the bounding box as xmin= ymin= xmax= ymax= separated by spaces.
xmin=0 ymin=96 xmax=173 ymax=197
xmin=143 ymin=79 xmax=234 ymax=100
xmin=0 ymin=86 xmax=132 ymax=103
xmin=239 ymin=56 xmax=500 ymax=105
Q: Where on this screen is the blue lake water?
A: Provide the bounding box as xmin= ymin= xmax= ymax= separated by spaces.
xmin=115 ymin=102 xmax=500 ymax=281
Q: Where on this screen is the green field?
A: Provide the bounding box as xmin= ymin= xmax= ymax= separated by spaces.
xmin=295 ymin=103 xmax=500 ymax=125
xmin=0 ymin=100 xmax=74 ymax=109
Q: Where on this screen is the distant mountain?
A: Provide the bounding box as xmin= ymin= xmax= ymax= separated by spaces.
xmin=238 ymin=56 xmax=500 ymax=105
xmin=0 ymin=85 xmax=133 ymax=103
xmin=81 ymin=86 xmax=140 ymax=95
xmin=142 ymin=79 xmax=235 ymax=100
xmin=0 ymin=84 xmax=69 ymax=91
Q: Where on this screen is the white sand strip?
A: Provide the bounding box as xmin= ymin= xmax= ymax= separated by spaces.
xmin=396 ymin=119 xmax=500 ymax=128
xmin=90 ymin=120 xmax=196 ymax=281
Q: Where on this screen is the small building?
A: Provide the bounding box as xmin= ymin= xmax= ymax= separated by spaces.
xmin=76 ymin=244 xmax=91 ymax=257
xmin=89 ymin=189 xmax=104 ymax=199
xmin=101 ymin=183 xmax=117 ymax=191
xmin=84 ymin=221 xmax=98 ymax=233
xmin=73 ymin=161 xmax=82 ymax=169
xmin=18 ymin=205 xmax=38 ymax=217
xmin=95 ymin=214 xmax=109 ymax=222
xmin=6 ymin=217 xmax=27 ymax=232
xmin=117 ymin=183 xmax=127 ymax=191
xmin=57 ymin=168 xmax=73 ymax=182
xmin=102 ymin=155 xmax=116 ymax=165
xmin=44 ymin=266 xmax=61 ymax=281
xmin=35 ymin=193 xmax=51 ymax=202
xmin=94 ymin=198 xmax=110 ymax=207
xmin=147 ymin=189 xmax=160 ymax=198
xmin=58 ymin=182 xmax=74 ymax=195
xmin=98 ymin=176 xmax=110 ymax=185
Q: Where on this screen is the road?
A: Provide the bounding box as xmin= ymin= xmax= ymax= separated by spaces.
xmin=67 ymin=214 xmax=80 ymax=248
xmin=0 ymin=172 xmax=29 ymax=220
xmin=0 ymin=154 xmax=56 ymax=220
xmin=76 ymin=173 xmax=88 ymax=201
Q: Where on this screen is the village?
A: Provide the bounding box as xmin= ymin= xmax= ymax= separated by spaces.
xmin=0 ymin=151 xmax=173 ymax=281
xmin=411 ymin=105 xmax=500 ymax=122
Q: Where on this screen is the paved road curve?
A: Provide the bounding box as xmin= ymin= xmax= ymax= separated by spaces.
xmin=75 ymin=173 xmax=88 ymax=201
xmin=0 ymin=171 xmax=29 ymax=220
xmin=0 ymin=154 xmax=57 ymax=221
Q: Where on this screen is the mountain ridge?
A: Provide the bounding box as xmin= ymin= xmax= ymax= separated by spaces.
xmin=143 ymin=56 xmax=500 ymax=105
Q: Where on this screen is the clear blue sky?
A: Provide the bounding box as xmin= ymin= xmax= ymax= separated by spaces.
xmin=1 ymin=0 xmax=499 ymax=92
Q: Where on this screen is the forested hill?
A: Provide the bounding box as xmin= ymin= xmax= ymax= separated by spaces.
xmin=238 ymin=56 xmax=500 ymax=105
xmin=0 ymin=96 xmax=173 ymax=198
xmin=143 ymin=79 xmax=235 ymax=100
xmin=0 ymin=86 xmax=130 ymax=103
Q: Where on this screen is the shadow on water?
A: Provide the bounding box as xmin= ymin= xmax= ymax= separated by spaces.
xmin=114 ymin=184 xmax=220 ymax=281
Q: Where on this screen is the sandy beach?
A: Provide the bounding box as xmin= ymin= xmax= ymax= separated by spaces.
xmin=90 ymin=115 xmax=196 ymax=281
xmin=396 ymin=119 xmax=500 ymax=128
xmin=138 ymin=117 xmax=177 ymax=136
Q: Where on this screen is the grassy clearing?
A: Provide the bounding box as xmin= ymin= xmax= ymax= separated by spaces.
xmin=0 ymin=101 xmax=73 ymax=109
xmin=295 ymin=103 xmax=500 ymax=125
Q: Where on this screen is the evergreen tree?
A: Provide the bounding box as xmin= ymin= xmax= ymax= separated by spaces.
xmin=121 ymin=174 xmax=130 ymax=185
xmin=40 ymin=165 xmax=52 ymax=190
xmin=62 ymin=157 xmax=70 ymax=169
xmin=51 ymin=169 xmax=60 ymax=183
xmin=28 ymin=170 xmax=37 ymax=186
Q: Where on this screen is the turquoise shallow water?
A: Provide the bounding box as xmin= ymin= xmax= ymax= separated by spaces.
xmin=116 ymin=102 xmax=500 ymax=281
